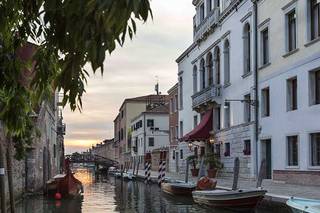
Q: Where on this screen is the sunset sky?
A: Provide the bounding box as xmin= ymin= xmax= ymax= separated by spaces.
xmin=63 ymin=1 xmax=195 ymax=154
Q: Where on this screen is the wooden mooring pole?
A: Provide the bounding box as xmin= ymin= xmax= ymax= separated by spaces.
xmin=256 ymin=159 xmax=266 ymax=188
xmin=232 ymin=157 xmax=240 ymax=191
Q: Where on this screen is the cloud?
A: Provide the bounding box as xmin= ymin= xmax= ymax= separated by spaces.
xmin=63 ymin=0 xmax=194 ymax=154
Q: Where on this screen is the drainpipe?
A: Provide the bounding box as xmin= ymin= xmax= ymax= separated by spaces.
xmin=252 ymin=0 xmax=259 ymax=179
xmin=143 ymin=113 xmax=146 ymax=162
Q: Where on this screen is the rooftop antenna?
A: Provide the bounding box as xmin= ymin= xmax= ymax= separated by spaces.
xmin=155 ymin=76 xmax=160 ymax=95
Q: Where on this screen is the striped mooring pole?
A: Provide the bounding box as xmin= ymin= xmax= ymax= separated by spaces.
xmin=161 ymin=151 xmax=166 ymax=183
xmin=147 ymin=153 xmax=151 ymax=184
xmin=158 ymin=151 xmax=163 ymax=186
xmin=144 ymin=154 xmax=148 ymax=184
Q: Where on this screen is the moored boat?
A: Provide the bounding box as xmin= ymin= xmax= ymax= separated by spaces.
xmin=286 ymin=197 xmax=320 ymax=213
xmin=161 ymin=181 xmax=196 ymax=196
xmin=46 ymin=159 xmax=83 ymax=198
xmin=192 ymin=188 xmax=267 ymax=210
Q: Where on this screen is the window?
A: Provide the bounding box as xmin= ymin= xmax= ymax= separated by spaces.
xmin=179 ymin=77 xmax=183 ymax=109
xmin=180 ymin=149 xmax=184 ymax=159
xmin=311 ymin=133 xmax=320 ymax=166
xmin=215 ymin=144 xmax=221 ymax=157
xmin=214 ymin=107 xmax=221 ymax=130
xmin=170 ymin=98 xmax=174 ymax=113
xmin=243 ymin=23 xmax=251 ymax=75
xmin=194 ymin=146 xmax=198 ymax=157
xmin=200 ymin=146 xmax=205 ymax=157
xmin=53 ymin=144 xmax=56 ymax=158
xmin=121 ymin=110 xmax=124 ymax=118
xmin=120 ymin=128 xmax=124 ymax=140
xmin=310 ymin=70 xmax=320 ymax=105
xmin=175 ymin=95 xmax=178 ymax=111
xmin=243 ymin=140 xmax=251 ymax=155
xmin=207 ymin=0 xmax=212 ymax=14
xmin=310 ymin=0 xmax=320 ymax=40
xmin=193 ymin=65 xmax=198 ymax=94
xmin=170 ymin=127 xmax=175 ymax=142
xmin=200 ymin=3 xmax=205 ymax=22
xmin=148 ymin=137 xmax=154 ymax=147
xmin=175 ymin=126 xmax=179 ymax=139
xmin=287 ymin=136 xmax=298 ymax=166
xmin=193 ymin=115 xmax=198 ymax=128
xmin=172 ymin=150 xmax=176 ymax=160
xmin=147 ymin=119 xmax=154 ymax=127
xmin=214 ymin=47 xmax=221 ymax=84
xmin=224 ymin=40 xmax=230 ymax=85
xmin=207 ymin=53 xmax=213 ymax=86
xmin=261 ymin=87 xmax=270 ymax=117
xmin=179 ymin=121 xmax=184 ymax=138
xmin=200 ymin=59 xmax=206 ymax=89
xmin=287 ymin=77 xmax=298 ymax=111
xmin=287 ymin=10 xmax=297 ymax=52
xmin=224 ymin=143 xmax=230 ymax=157
xmin=244 ymin=94 xmax=251 ymax=123
xmin=224 ymin=102 xmax=230 ymax=128
xmin=261 ymin=28 xmax=269 ymax=65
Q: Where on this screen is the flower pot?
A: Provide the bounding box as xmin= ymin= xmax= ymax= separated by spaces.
xmin=191 ymin=168 xmax=199 ymax=177
xmin=207 ymin=168 xmax=218 ymax=178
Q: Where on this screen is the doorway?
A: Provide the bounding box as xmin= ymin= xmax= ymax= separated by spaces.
xmin=261 ymin=139 xmax=272 ymax=179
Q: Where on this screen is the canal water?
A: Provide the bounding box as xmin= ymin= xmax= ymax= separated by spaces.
xmin=16 ymin=166 xmax=291 ymax=213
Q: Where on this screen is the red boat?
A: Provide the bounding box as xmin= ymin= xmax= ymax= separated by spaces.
xmin=46 ymin=159 xmax=83 ymax=198
xmin=192 ymin=189 xmax=267 ymax=211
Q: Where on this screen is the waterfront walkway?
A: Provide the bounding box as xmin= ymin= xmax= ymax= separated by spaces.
xmin=135 ymin=170 xmax=320 ymax=202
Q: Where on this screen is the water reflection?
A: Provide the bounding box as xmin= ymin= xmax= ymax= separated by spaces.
xmin=16 ymin=166 xmax=291 ymax=213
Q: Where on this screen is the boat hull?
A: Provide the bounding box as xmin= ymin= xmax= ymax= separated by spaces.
xmin=192 ymin=189 xmax=266 ymax=210
xmin=286 ymin=197 xmax=320 ymax=213
xmin=46 ymin=173 xmax=83 ymax=198
xmin=161 ymin=182 xmax=196 ymax=196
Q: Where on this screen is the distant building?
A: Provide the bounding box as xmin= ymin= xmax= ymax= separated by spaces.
xmin=131 ymin=104 xmax=170 ymax=170
xmin=91 ymin=138 xmax=115 ymax=161
xmin=167 ymin=83 xmax=180 ymax=173
xmin=113 ymin=94 xmax=168 ymax=168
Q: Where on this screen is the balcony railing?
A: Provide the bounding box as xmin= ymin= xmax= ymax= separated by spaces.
xmin=193 ymin=8 xmax=219 ymax=42
xmin=192 ymin=84 xmax=222 ymax=109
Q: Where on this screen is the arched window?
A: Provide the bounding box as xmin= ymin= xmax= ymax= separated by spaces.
xmin=179 ymin=76 xmax=183 ymax=109
xmin=243 ymin=23 xmax=251 ymax=75
xmin=223 ymin=40 xmax=230 ymax=85
xmin=206 ymin=52 xmax=214 ymax=86
xmin=214 ymin=47 xmax=221 ymax=85
xmin=193 ymin=65 xmax=198 ymax=94
xmin=200 ymin=58 xmax=206 ymax=89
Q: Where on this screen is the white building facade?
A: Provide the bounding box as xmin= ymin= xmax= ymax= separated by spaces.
xmin=131 ymin=105 xmax=170 ymax=170
xmin=177 ymin=0 xmax=256 ymax=178
xmin=257 ymin=0 xmax=320 ymax=185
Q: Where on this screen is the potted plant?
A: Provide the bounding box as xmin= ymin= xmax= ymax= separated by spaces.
xmin=204 ymin=153 xmax=222 ymax=178
xmin=186 ymin=155 xmax=199 ymax=177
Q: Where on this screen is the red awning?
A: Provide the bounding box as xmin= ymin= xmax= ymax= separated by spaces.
xmin=180 ymin=109 xmax=213 ymax=142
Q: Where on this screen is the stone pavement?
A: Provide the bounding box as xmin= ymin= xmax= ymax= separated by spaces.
xmin=135 ymin=170 xmax=320 ymax=202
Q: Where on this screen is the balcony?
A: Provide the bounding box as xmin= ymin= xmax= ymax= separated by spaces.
xmin=192 ymin=84 xmax=222 ymax=109
xmin=193 ymin=8 xmax=219 ymax=42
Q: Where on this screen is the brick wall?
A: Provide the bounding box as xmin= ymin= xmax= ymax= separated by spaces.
xmin=273 ymin=170 xmax=320 ymax=186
